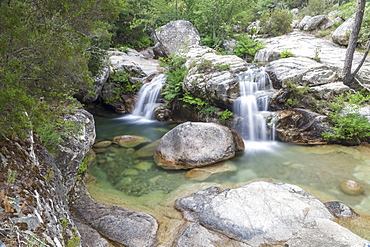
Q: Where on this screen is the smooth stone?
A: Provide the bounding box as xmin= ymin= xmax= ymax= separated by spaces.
xmin=186 ymin=162 xmax=236 ymax=181
xmin=340 ymin=179 xmax=364 ymax=196
xmin=133 ymin=140 xmax=160 ymax=159
xmin=113 ymin=135 xmax=151 ymax=148
xmin=93 ymin=141 xmax=112 ymax=148
xmin=94 ymin=148 xmax=108 ymax=154
xmin=134 ymin=162 xmax=153 ymax=171
xmin=123 ymin=169 xmax=139 ymax=176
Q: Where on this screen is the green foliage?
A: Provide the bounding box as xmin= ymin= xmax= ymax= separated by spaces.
xmin=160 ymin=55 xmax=188 ymax=102
xmin=197 ymin=59 xmax=214 ymax=72
xmin=313 ymin=46 xmax=321 ymax=62
xmin=280 ymin=49 xmax=294 ymax=58
xmin=109 ymin=70 xmax=143 ymax=96
xmin=323 ymin=91 xmax=370 ymax=141
xmin=43 ymin=167 xmax=54 ymax=183
xmin=0 ymin=0 xmax=121 ymax=139
xmin=233 ymin=35 xmax=265 ymax=61
xmin=282 ymin=82 xmax=311 ymax=108
xmin=7 ymin=170 xmax=17 ymax=183
xmin=218 ymin=109 xmax=234 ymax=121
xmin=215 ymin=63 xmax=231 ymax=71
xmin=260 ymin=9 xmax=293 ymax=37
xmin=181 ymin=92 xmax=218 ymax=116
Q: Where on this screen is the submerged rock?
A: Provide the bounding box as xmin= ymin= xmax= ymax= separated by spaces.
xmin=113 ymin=135 xmax=151 ymax=148
xmin=340 ymin=179 xmax=364 ymax=196
xmin=154 ymin=122 xmax=244 ymax=169
xmin=175 ymin=181 xmax=370 ymax=246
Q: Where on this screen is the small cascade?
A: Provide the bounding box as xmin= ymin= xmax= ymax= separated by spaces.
xmin=132 ymin=73 xmax=167 ymax=120
xmin=234 ymin=67 xmax=275 ymax=141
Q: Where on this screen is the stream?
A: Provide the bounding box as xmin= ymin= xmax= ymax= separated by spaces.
xmin=88 ymin=115 xmax=370 ymax=217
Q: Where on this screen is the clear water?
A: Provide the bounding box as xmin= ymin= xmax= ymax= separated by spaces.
xmin=89 ymin=115 xmax=370 ymax=217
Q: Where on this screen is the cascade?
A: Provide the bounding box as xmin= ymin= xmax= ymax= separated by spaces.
xmin=131 ymin=73 xmax=167 ymax=120
xmin=234 ymin=67 xmax=275 ymax=141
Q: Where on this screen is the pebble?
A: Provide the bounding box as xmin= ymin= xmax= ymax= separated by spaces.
xmin=340 ymin=179 xmax=364 ymax=196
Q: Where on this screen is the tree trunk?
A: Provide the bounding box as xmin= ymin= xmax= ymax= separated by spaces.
xmin=342 ymin=0 xmax=366 ymax=87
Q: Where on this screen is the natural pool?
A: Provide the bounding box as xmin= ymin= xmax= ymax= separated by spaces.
xmin=87 ymin=114 xmax=370 ymax=243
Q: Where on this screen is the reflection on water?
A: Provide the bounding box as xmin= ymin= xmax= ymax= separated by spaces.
xmin=89 ymin=115 xmax=370 ymax=216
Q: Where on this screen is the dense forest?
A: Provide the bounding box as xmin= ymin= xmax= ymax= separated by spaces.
xmin=0 ymin=0 xmax=369 ymax=147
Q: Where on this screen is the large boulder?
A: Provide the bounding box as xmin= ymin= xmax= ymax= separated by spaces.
xmin=300 ymin=15 xmax=328 ymax=31
xmin=175 ymin=181 xmax=370 ymax=246
xmin=153 ymin=20 xmax=201 ymax=57
xmin=154 ymin=122 xmax=244 ymax=169
xmin=331 ymin=16 xmax=355 ymax=46
xmin=54 ymin=109 xmax=96 ymax=193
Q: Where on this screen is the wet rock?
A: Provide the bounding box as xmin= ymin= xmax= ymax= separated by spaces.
xmin=113 ymin=135 xmax=151 ymax=148
xmin=272 ymin=109 xmax=331 ymax=144
xmin=123 ymin=169 xmax=139 ymax=176
xmin=324 ymin=201 xmax=360 ymax=220
xmin=175 ymin=181 xmax=370 ymax=246
xmin=133 ymin=140 xmax=160 ymax=159
xmin=154 ymin=122 xmax=244 ymax=170
xmin=70 ymin=183 xmax=158 ymax=247
xmin=185 ymin=162 xmax=236 ymax=181
xmin=153 ymin=20 xmax=201 ymax=57
xmin=340 ymin=179 xmax=364 ymax=196
xmin=93 ymin=141 xmax=112 ymax=148
xmin=134 ymin=161 xmax=153 ymax=171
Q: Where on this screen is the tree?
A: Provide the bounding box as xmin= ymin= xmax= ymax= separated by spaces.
xmin=342 ymin=0 xmax=370 ymax=88
xmin=0 ymin=0 xmax=120 ymax=141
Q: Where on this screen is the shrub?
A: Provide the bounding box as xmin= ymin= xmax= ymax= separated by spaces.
xmin=280 ymin=49 xmax=293 ymax=58
xmin=260 ymin=9 xmax=293 ymax=37
xmin=160 ymin=54 xmax=187 ymax=102
xmin=233 ymin=35 xmax=265 ymax=61
xmin=322 ymin=91 xmax=370 ymax=142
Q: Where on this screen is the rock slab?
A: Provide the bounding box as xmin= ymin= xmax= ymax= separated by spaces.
xmin=175 ymin=181 xmax=370 ymax=246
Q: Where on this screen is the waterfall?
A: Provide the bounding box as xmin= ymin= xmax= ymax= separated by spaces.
xmin=131 ymin=73 xmax=167 ymax=120
xmin=234 ymin=68 xmax=275 ymax=142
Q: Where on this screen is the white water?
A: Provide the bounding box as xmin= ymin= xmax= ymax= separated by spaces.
xmin=126 ymin=73 xmax=167 ymax=122
xmin=234 ymin=68 xmax=275 ymax=142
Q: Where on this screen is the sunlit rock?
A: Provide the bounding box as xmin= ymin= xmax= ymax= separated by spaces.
xmin=154 ymin=122 xmax=244 ymax=170
xmin=175 ymin=181 xmax=369 ymax=246
xmin=324 ymin=201 xmax=360 ymax=220
xmin=113 ymin=135 xmax=151 ymax=148
xmin=340 ymin=179 xmax=364 ymax=196
xmin=331 ymin=15 xmax=355 ymax=46
xmin=153 ymin=20 xmax=201 ymax=57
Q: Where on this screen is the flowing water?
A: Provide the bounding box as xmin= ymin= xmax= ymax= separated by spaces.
xmin=131 ymin=73 xmax=167 ymax=120
xmin=234 ymin=68 xmax=275 ymax=141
